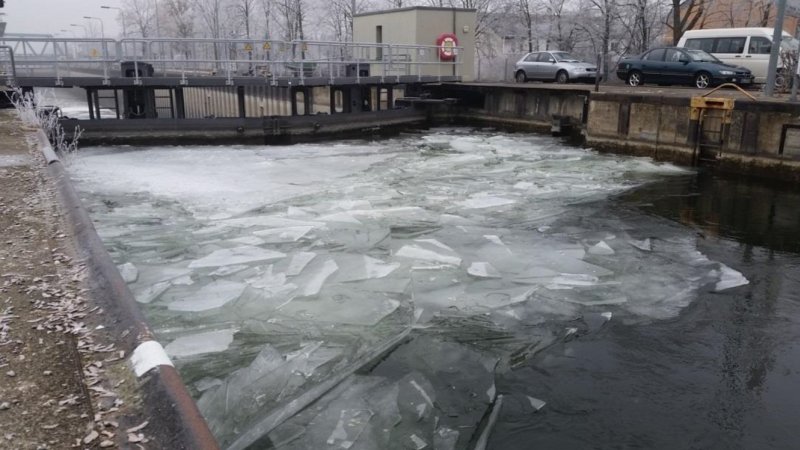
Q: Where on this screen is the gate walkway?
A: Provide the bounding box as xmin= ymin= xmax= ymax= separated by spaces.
xmin=0 ymin=36 xmax=462 ymax=88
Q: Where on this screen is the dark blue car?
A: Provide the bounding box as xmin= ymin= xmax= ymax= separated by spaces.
xmin=616 ymin=47 xmax=754 ymax=88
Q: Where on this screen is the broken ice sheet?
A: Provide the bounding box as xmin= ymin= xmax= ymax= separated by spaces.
xmin=527 ymin=396 xmax=546 ymax=411
xmin=396 ymin=241 xmax=462 ymax=266
xmin=253 ymin=226 xmax=314 ymax=243
xmin=333 ymin=254 xmax=400 ymax=283
xmin=118 ymin=262 xmax=139 ymax=283
xmin=326 ymin=409 xmax=374 ymax=449
xmin=197 ymin=342 xmax=340 ymax=446
xmin=188 ymin=246 xmax=286 ymax=268
xmin=165 ymin=328 xmax=236 ymax=358
xmin=285 ymin=252 xmax=317 ymax=277
xmin=629 ymin=238 xmax=652 ymax=251
xmin=294 ymin=259 xmax=338 ymax=297
xmin=166 ymin=280 xmax=246 ymax=312
xmin=588 ymin=240 xmax=615 ymax=256
xmin=713 ymin=264 xmax=749 ymax=292
xmin=456 ymin=194 xmax=516 ymax=210
xmin=468 ymin=262 xmax=502 ymax=279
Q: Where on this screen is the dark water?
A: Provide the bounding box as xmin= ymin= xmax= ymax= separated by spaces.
xmin=490 ymin=172 xmax=800 ymax=450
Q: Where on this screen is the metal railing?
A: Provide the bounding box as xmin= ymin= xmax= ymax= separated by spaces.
xmin=0 ymin=36 xmax=462 ymax=85
xmin=0 ymin=45 xmax=16 ymax=85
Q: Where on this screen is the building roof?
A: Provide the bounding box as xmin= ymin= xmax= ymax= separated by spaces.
xmin=354 ymin=6 xmax=476 ymax=18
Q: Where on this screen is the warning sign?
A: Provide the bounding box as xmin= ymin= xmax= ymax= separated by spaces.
xmin=90 ymin=48 xmax=99 ymax=58
xmin=244 ymin=43 xmax=253 ymax=51
xmin=262 ymin=42 xmax=271 ymax=50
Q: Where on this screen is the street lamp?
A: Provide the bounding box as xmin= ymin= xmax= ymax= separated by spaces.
xmin=100 ymin=5 xmax=126 ymax=37
xmin=83 ymin=16 xmax=105 ymax=39
xmin=60 ymin=28 xmax=77 ymax=38
xmin=70 ymin=23 xmax=89 ymax=37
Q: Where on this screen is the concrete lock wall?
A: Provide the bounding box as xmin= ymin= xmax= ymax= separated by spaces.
xmin=354 ymin=7 xmax=476 ymax=81
xmin=428 ymin=84 xmax=800 ymax=183
xmin=585 ymin=93 xmax=800 ymax=181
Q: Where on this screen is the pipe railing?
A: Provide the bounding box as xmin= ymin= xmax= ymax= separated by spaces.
xmin=0 ymin=37 xmax=463 ymax=85
xmin=0 ymin=45 xmax=16 ymax=85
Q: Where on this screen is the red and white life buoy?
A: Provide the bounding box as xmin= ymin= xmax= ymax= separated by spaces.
xmin=436 ymin=33 xmax=458 ymax=61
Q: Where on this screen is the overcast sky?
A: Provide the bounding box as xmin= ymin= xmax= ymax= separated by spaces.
xmin=2 ymin=0 xmax=124 ymax=37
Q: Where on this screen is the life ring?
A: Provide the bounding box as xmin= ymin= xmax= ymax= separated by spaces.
xmin=437 ymin=33 xmax=458 ymax=61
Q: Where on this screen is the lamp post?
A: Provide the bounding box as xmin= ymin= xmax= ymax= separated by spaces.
xmin=70 ymin=23 xmax=89 ymax=37
xmin=100 ymin=5 xmax=126 ymax=37
xmin=83 ymin=16 xmax=105 ymax=39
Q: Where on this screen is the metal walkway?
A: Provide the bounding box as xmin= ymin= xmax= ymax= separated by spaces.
xmin=0 ymin=37 xmax=462 ymax=88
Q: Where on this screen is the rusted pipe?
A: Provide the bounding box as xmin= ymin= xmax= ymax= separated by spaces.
xmin=35 ymin=130 xmax=220 ymax=450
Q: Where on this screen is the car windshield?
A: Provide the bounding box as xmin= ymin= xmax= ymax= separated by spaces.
xmin=686 ymin=49 xmax=721 ymax=63
xmin=551 ymin=52 xmax=581 ymax=62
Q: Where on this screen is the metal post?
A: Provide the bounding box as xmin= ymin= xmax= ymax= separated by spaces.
xmin=765 ymin=0 xmax=788 ymax=97
xmin=791 ymin=28 xmax=800 ymax=102
xmin=237 ymin=86 xmax=246 ymax=118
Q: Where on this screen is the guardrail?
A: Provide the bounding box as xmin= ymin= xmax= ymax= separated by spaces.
xmin=0 ymin=45 xmax=16 ymax=84
xmin=0 ymin=37 xmax=462 ymax=85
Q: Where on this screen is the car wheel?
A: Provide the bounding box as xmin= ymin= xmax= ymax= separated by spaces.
xmin=627 ymin=70 xmax=642 ymax=87
xmin=515 ymin=71 xmax=527 ymax=83
xmin=694 ymin=72 xmax=711 ymax=89
xmin=556 ymin=70 xmax=569 ymax=84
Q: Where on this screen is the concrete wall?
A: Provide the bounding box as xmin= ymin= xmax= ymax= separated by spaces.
xmin=354 ymin=7 xmax=476 ymax=81
xmin=428 ymin=83 xmax=800 ymax=183
xmin=585 ymin=92 xmax=800 ymax=181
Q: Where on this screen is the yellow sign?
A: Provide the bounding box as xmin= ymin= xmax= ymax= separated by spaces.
xmin=301 ymin=42 xmax=308 ymax=51
xmin=262 ymin=42 xmax=271 ymax=50
xmin=90 ymin=48 xmax=99 ymax=58
xmin=244 ymin=43 xmax=253 ymax=52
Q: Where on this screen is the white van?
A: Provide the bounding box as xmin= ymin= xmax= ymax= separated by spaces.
xmin=677 ymin=28 xmax=799 ymax=83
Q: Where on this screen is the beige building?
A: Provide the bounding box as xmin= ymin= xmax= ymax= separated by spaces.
xmin=354 ymin=7 xmax=476 ymax=81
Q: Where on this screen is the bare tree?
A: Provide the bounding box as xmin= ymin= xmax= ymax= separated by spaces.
xmin=123 ymin=0 xmax=155 ymax=38
xmin=544 ymin=0 xmax=577 ymax=51
xmin=583 ymin=0 xmax=617 ymax=76
xmin=517 ymin=0 xmax=537 ymax=52
xmin=163 ymin=0 xmax=194 ymax=58
xmin=667 ymin=0 xmax=707 ymax=45
xmin=229 ymin=0 xmax=258 ymax=39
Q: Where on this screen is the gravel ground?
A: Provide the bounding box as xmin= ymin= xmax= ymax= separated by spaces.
xmin=0 ymin=110 xmax=150 ymax=449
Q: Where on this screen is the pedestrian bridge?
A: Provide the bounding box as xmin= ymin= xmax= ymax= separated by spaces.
xmin=0 ymin=36 xmax=462 ymax=88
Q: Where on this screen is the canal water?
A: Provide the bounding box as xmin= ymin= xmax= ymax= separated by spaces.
xmin=66 ymin=129 xmax=799 ymax=449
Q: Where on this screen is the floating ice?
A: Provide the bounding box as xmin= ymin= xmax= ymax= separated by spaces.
xmin=409 ymin=434 xmax=428 ymax=449
xmin=468 ymin=262 xmax=502 ymax=279
xmin=209 ymin=265 xmax=249 ymax=277
xmin=118 ymin=262 xmax=139 ymax=283
xmin=457 ymin=194 xmax=516 ymax=209
xmin=396 ymin=245 xmax=462 ymax=266
xmin=135 ymin=281 xmax=170 ymax=304
xmin=629 ymin=238 xmax=652 ymax=251
xmin=253 ymin=226 xmax=314 ymax=243
xmin=188 ymin=246 xmax=286 ymax=268
xmin=527 ymin=396 xmax=547 ymax=411
xmin=298 ymin=259 xmax=338 ymax=297
xmin=334 ymin=255 xmax=400 ymax=282
xmin=286 ymin=252 xmax=317 ymax=276
xmin=713 ymin=264 xmax=749 ymax=291
xmin=167 ymin=280 xmax=246 ymax=311
xmin=229 ymin=236 xmax=266 ymax=246
xmin=326 ymin=409 xmax=373 ymax=448
xmin=245 ymin=266 xmax=289 ymax=293
xmin=588 ymin=241 xmax=615 ymax=256
xmin=165 ymin=329 xmax=236 ymax=358
xmin=317 ymin=212 xmax=363 ymax=224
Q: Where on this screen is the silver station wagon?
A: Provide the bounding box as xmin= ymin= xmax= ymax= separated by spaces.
xmin=514 ymin=51 xmax=600 ymax=84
